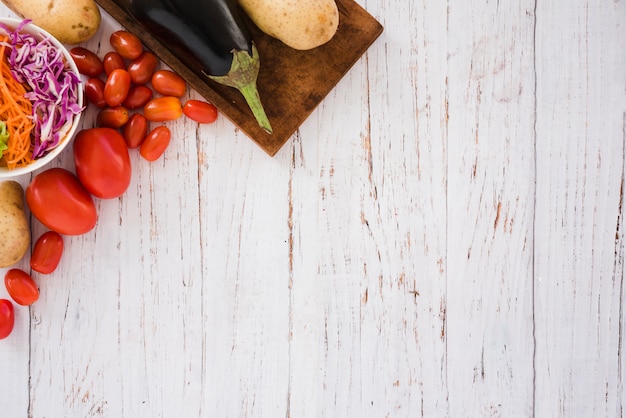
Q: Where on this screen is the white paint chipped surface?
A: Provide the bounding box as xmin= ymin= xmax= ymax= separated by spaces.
xmin=0 ymin=0 xmax=625 ymax=416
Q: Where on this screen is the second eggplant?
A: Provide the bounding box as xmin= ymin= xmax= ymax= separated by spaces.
xmin=124 ymin=0 xmax=272 ymax=133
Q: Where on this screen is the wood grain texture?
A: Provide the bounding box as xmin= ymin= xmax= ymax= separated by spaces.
xmin=534 ymin=1 xmax=626 ymax=417
xmin=445 ymin=1 xmax=537 ymax=416
xmin=0 ymin=0 xmax=625 ymax=417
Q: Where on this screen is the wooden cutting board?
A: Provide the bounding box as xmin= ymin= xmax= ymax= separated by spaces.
xmin=93 ymin=0 xmax=384 ymax=156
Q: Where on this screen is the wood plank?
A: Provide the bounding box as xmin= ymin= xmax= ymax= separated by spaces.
xmin=194 ymin=131 xmax=293 ymax=416
xmin=444 ymin=1 xmax=537 ymax=416
xmin=93 ymin=0 xmax=383 ymax=156
xmin=311 ymin=0 xmax=451 ymax=414
xmin=533 ymin=1 xmax=626 ymax=416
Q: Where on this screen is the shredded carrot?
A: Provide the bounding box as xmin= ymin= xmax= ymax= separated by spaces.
xmin=0 ymin=34 xmax=35 ymax=170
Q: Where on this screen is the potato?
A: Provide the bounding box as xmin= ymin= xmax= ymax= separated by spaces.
xmin=0 ymin=180 xmax=29 ymax=267
xmin=1 ymin=0 xmax=101 ymax=44
xmin=239 ymin=0 xmax=339 ymax=50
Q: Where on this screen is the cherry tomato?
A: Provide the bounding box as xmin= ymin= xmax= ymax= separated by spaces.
xmin=143 ymin=96 xmax=183 ymax=122
xmin=5 ymin=269 xmax=39 ymax=306
xmin=0 ymin=299 xmax=14 ymax=339
xmin=69 ymin=47 xmax=103 ymax=77
xmin=123 ymin=113 xmax=148 ymax=148
xmin=122 ymin=85 xmax=153 ymax=109
xmin=26 ymin=167 xmax=98 ymax=236
xmin=183 ymin=100 xmax=218 ymax=124
xmin=31 ymin=231 xmax=64 ymax=274
xmin=84 ymin=78 xmax=107 ymax=108
xmin=103 ymin=51 xmax=126 ymax=76
xmin=151 ymin=70 xmax=187 ymax=97
xmin=73 ymin=128 xmax=132 ymax=199
xmin=140 ymin=126 xmax=171 ymax=161
xmin=104 ymin=69 xmax=131 ymax=107
xmin=128 ymin=51 xmax=158 ymax=85
xmin=110 ymin=30 xmax=143 ymax=60
xmin=97 ymin=106 xmax=130 ymax=128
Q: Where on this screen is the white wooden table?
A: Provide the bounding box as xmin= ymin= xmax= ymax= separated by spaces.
xmin=1 ymin=1 xmax=625 ymax=417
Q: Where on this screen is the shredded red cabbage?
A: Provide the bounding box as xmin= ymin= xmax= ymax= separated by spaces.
xmin=0 ymin=19 xmax=83 ymax=159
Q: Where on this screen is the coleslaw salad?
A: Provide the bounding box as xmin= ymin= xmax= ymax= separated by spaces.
xmin=0 ymin=19 xmax=83 ymax=167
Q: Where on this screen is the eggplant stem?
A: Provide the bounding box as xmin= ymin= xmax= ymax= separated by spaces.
xmin=237 ymin=83 xmax=272 ymax=134
xmin=207 ymin=43 xmax=273 ymax=134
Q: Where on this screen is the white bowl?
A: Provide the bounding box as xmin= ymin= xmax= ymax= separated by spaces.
xmin=0 ymin=18 xmax=83 ymax=178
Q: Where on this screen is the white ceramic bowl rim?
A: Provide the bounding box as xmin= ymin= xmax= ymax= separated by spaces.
xmin=0 ymin=17 xmax=83 ymax=179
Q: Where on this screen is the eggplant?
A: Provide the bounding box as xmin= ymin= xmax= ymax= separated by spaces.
xmin=122 ymin=0 xmax=272 ymax=133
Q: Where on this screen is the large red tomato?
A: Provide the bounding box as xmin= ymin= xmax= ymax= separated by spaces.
xmin=26 ymin=167 xmax=97 ymax=236
xmin=73 ymin=127 xmax=132 ymax=199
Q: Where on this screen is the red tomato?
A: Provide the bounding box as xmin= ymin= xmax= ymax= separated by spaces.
xmin=140 ymin=126 xmax=171 ymax=161
xmin=84 ymin=78 xmax=107 ymax=108
xmin=103 ymin=51 xmax=126 ymax=76
xmin=128 ymin=51 xmax=158 ymax=85
xmin=26 ymin=167 xmax=98 ymax=236
xmin=123 ymin=113 xmax=148 ymax=148
xmin=151 ymin=70 xmax=187 ymax=97
xmin=97 ymin=106 xmax=130 ymax=128
xmin=104 ymin=69 xmax=131 ymax=107
xmin=183 ymin=100 xmax=218 ymax=124
xmin=122 ymin=85 xmax=153 ymax=109
xmin=73 ymin=128 xmax=132 ymax=199
xmin=70 ymin=47 xmax=103 ymax=77
xmin=143 ymin=96 xmax=183 ymax=122
xmin=5 ymin=269 xmax=39 ymax=306
xmin=110 ymin=30 xmax=143 ymax=60
xmin=30 ymin=231 xmax=64 ymax=274
xmin=0 ymin=299 xmax=14 ymax=339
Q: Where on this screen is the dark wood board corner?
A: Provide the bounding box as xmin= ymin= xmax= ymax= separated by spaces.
xmin=94 ymin=0 xmax=384 ymax=156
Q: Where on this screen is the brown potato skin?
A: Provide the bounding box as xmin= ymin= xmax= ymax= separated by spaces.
xmin=0 ymin=180 xmax=30 ymax=268
xmin=239 ymin=0 xmax=339 ymax=50
xmin=1 ymin=0 xmax=101 ymax=44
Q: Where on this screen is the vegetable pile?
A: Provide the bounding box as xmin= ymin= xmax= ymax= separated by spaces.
xmin=71 ymin=30 xmax=218 ymax=159
xmin=0 ymin=29 xmax=219 ymax=340
xmin=0 ymin=0 xmax=344 ymax=337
